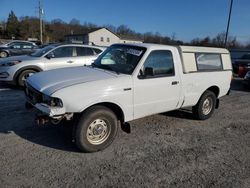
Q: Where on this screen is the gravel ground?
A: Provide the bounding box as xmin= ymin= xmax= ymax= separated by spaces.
xmin=0 ymin=79 xmax=250 ymax=188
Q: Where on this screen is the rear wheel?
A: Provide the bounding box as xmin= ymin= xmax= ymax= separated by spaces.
xmin=17 ymin=70 xmax=37 ymax=87
xmin=192 ymin=91 xmax=216 ymax=120
xmin=0 ymin=51 xmax=8 ymax=58
xmin=75 ymin=106 xmax=118 ymax=152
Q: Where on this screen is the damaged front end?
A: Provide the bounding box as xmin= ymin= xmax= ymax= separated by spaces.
xmin=24 ymin=83 xmax=73 ymax=125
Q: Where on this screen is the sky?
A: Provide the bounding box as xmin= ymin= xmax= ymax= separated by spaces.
xmin=1 ymin=0 xmax=250 ymax=44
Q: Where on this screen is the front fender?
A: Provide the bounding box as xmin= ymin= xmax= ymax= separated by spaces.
xmin=52 ymin=79 xmax=134 ymax=122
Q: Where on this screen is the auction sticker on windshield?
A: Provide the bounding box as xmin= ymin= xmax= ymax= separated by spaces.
xmin=127 ymin=49 xmax=143 ymax=56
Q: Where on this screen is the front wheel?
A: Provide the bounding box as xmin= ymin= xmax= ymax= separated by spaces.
xmin=192 ymin=91 xmax=216 ymax=120
xmin=0 ymin=51 xmax=8 ymax=58
xmin=75 ymin=106 xmax=118 ymax=152
xmin=17 ymin=70 xmax=37 ymax=87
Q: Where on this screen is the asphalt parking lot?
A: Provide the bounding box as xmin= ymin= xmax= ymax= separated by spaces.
xmin=0 ymin=79 xmax=250 ymax=187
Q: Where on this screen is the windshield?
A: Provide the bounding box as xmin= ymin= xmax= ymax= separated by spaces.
xmin=92 ymin=44 xmax=146 ymax=75
xmin=242 ymin=53 xmax=250 ymax=60
xmin=30 ymin=45 xmax=55 ymax=57
xmin=6 ymin=42 xmax=13 ymax=46
xmin=230 ymin=50 xmax=250 ymax=60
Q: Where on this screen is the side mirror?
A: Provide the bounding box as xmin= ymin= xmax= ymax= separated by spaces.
xmin=138 ymin=67 xmax=154 ymax=79
xmin=45 ymin=53 xmax=54 ymax=59
xmin=144 ymin=67 xmax=154 ymax=76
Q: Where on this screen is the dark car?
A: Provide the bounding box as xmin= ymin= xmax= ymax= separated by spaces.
xmin=243 ymin=71 xmax=250 ymax=88
xmin=0 ymin=41 xmax=38 ymax=58
xmin=230 ymin=49 xmax=250 ymax=78
xmin=38 ymin=42 xmax=59 ymax=49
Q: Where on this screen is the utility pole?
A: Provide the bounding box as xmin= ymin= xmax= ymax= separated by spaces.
xmin=224 ymin=0 xmax=233 ymax=48
xmin=38 ymin=0 xmax=44 ymax=44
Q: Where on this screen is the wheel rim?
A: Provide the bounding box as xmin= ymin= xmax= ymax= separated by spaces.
xmin=22 ymin=72 xmax=34 ymax=81
xmin=0 ymin=52 xmax=7 ymax=58
xmin=202 ymin=97 xmax=213 ymax=115
xmin=86 ymin=119 xmax=110 ymax=145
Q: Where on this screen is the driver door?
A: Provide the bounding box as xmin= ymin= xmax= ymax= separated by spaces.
xmin=9 ymin=42 xmax=22 ymax=56
xmin=133 ymin=50 xmax=181 ymax=119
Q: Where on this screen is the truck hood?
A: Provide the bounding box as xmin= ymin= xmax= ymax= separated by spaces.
xmin=26 ymin=66 xmax=118 ymax=95
xmin=0 ymin=55 xmax=39 ymax=64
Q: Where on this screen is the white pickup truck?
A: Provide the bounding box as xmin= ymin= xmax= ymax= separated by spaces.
xmin=25 ymin=43 xmax=232 ymax=152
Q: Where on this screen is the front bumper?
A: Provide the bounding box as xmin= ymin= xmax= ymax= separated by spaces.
xmin=25 ymin=83 xmax=66 ymax=118
xmin=34 ymin=103 xmax=66 ymax=117
xmin=0 ymin=66 xmax=15 ymax=82
xmin=0 ymin=71 xmax=9 ymax=78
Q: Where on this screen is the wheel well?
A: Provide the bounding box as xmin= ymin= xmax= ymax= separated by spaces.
xmin=14 ymin=67 xmax=41 ymax=84
xmin=83 ymin=102 xmax=125 ymax=123
xmin=206 ymin=86 xmax=220 ymax=98
xmin=193 ymin=86 xmax=220 ymax=110
xmin=1 ymin=50 xmax=9 ymax=55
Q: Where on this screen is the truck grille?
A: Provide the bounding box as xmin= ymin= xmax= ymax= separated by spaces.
xmin=25 ymin=84 xmax=43 ymax=105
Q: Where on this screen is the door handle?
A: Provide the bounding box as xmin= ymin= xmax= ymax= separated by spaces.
xmin=172 ymin=81 xmax=179 ymax=85
xmin=67 ymin=61 xmax=74 ymax=63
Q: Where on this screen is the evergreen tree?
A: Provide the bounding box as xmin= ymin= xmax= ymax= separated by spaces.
xmin=6 ymin=10 xmax=20 ymax=39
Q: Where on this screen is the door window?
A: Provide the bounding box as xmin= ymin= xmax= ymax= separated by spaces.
xmin=21 ymin=43 xmax=33 ymax=49
xmin=10 ymin=42 xmax=22 ymax=49
xmin=139 ymin=50 xmax=175 ymax=78
xmin=76 ymin=47 xmax=95 ymax=56
xmin=85 ymin=48 xmax=94 ymax=56
xmin=93 ymin=48 xmax=102 ymax=55
xmin=51 ymin=47 xmax=73 ymax=58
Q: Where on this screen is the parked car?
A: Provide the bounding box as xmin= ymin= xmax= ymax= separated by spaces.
xmin=0 ymin=40 xmax=38 ymax=58
xmin=38 ymin=42 xmax=59 ymax=49
xmin=0 ymin=44 xmax=105 ymax=86
xmin=243 ymin=71 xmax=250 ymax=88
xmin=230 ymin=49 xmax=250 ymax=77
xmin=25 ymin=43 xmax=232 ymax=152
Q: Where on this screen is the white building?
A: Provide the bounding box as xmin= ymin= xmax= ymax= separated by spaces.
xmin=119 ymin=36 xmax=144 ymax=44
xmin=65 ymin=28 xmax=143 ymax=46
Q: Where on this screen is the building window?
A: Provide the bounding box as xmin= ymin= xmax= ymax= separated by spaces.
xmin=100 ymin=37 xmax=104 ymax=42
xmin=107 ymin=37 xmax=110 ymax=42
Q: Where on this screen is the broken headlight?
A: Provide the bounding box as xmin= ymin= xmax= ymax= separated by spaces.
xmin=42 ymin=94 xmax=63 ymax=107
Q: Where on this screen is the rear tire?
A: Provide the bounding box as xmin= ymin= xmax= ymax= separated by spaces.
xmin=192 ymin=91 xmax=216 ymax=120
xmin=75 ymin=106 xmax=118 ymax=153
xmin=17 ymin=70 xmax=37 ymax=87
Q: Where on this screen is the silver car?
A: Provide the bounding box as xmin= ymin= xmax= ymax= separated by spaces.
xmin=0 ymin=44 xmax=105 ymax=86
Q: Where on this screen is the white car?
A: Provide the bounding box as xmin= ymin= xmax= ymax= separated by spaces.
xmin=0 ymin=44 xmax=105 ymax=86
xmin=25 ymin=43 xmax=232 ymax=152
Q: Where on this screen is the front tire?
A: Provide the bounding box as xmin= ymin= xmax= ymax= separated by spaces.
xmin=192 ymin=91 xmax=216 ymax=120
xmin=0 ymin=51 xmax=8 ymax=58
xmin=17 ymin=70 xmax=37 ymax=87
xmin=75 ymin=106 xmax=118 ymax=153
